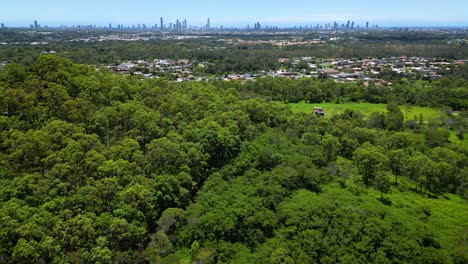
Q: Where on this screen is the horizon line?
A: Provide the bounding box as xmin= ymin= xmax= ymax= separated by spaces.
xmin=2 ymin=22 xmax=468 ymax=29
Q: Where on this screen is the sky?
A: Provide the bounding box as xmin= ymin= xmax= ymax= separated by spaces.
xmin=1 ymin=0 xmax=467 ymax=27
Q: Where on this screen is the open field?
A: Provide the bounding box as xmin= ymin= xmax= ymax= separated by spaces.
xmin=333 ymin=157 xmax=468 ymax=258
xmin=449 ymin=131 xmax=468 ymax=146
xmin=288 ymin=101 xmax=446 ymax=122
xmin=288 ymin=101 xmax=467 ymax=145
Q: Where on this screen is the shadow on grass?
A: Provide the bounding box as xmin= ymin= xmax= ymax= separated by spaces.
xmin=379 ymin=197 xmax=392 ymax=206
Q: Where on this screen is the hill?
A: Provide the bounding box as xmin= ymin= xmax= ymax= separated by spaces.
xmin=0 ymin=55 xmax=467 ymax=263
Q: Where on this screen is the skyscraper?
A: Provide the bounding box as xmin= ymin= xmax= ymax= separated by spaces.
xmin=207 ymin=18 xmax=210 ymax=30
xmin=254 ymin=22 xmax=261 ymax=30
xmin=160 ymin=17 xmax=164 ymax=30
xmin=34 ymin=20 xmax=38 ymax=29
xmin=0 ymin=23 xmax=4 ymax=29
xmin=366 ymin=21 xmax=369 ymax=29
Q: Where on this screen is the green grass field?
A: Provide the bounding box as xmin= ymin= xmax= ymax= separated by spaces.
xmin=288 ymin=101 xmax=467 ymax=145
xmin=333 ymin=157 xmax=468 ymax=258
xmin=449 ymin=131 xmax=468 ymax=146
xmin=334 ymin=182 xmax=468 ymax=257
xmin=288 ymin=101 xmax=445 ymax=122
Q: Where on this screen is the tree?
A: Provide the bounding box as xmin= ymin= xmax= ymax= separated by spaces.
xmin=12 ymin=238 xmax=40 ymax=263
xmin=375 ymin=171 xmax=391 ymax=199
xmin=418 ymin=113 xmax=424 ymax=126
xmin=321 ymin=133 xmax=340 ymax=162
xmin=31 ymin=54 xmax=73 ymax=84
xmin=455 ymin=126 xmax=464 ymax=140
xmin=388 ymin=149 xmax=409 ymax=184
xmin=145 ymin=137 xmax=185 ymax=175
xmin=405 ymin=152 xmax=434 ymax=191
xmin=270 ymin=247 xmax=295 ymax=264
xmin=425 ymin=123 xmax=449 ymax=147
xmin=386 ymin=101 xmax=404 ymax=131
xmin=0 ymin=63 xmax=27 ymax=86
xmin=368 ymin=113 xmax=387 ymax=129
xmin=89 ymin=237 xmax=113 ymax=264
xmin=62 ymin=98 xmax=93 ymax=125
xmin=353 ymin=142 xmax=388 ymax=185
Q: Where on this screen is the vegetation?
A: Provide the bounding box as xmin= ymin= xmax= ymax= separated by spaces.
xmin=1 ymin=29 xmax=468 ymax=74
xmin=0 ymin=54 xmax=467 ymax=263
xmin=288 ymin=101 xmax=445 ymax=121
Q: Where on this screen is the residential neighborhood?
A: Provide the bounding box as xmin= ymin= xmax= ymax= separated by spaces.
xmin=103 ymin=56 xmax=465 ymax=84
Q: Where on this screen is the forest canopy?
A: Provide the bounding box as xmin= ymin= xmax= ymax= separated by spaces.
xmin=0 ymin=55 xmax=467 ymax=263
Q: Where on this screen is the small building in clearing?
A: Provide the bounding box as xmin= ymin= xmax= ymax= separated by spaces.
xmin=313 ymin=107 xmax=325 ymax=117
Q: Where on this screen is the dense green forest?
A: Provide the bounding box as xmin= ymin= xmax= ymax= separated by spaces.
xmin=0 ymin=55 xmax=467 ymax=263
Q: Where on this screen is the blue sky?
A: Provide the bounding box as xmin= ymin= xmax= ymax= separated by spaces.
xmin=1 ymin=0 xmax=467 ymax=27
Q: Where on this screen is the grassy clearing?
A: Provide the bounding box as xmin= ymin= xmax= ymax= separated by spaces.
xmin=330 ymin=158 xmax=468 ymax=258
xmin=449 ymin=131 xmax=468 ymax=146
xmin=370 ymin=187 xmax=468 ymax=256
xmin=288 ymin=101 xmax=445 ymax=122
xmin=292 ymin=181 xmax=468 ymax=260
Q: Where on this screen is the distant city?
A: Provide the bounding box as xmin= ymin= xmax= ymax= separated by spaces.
xmin=2 ymin=18 xmax=467 ymax=32
xmin=1 ymin=18 xmax=384 ymax=31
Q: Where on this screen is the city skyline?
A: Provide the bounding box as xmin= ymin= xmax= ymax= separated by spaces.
xmin=1 ymin=0 xmax=468 ymax=27
xmin=19 ymin=18 xmax=380 ymax=31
